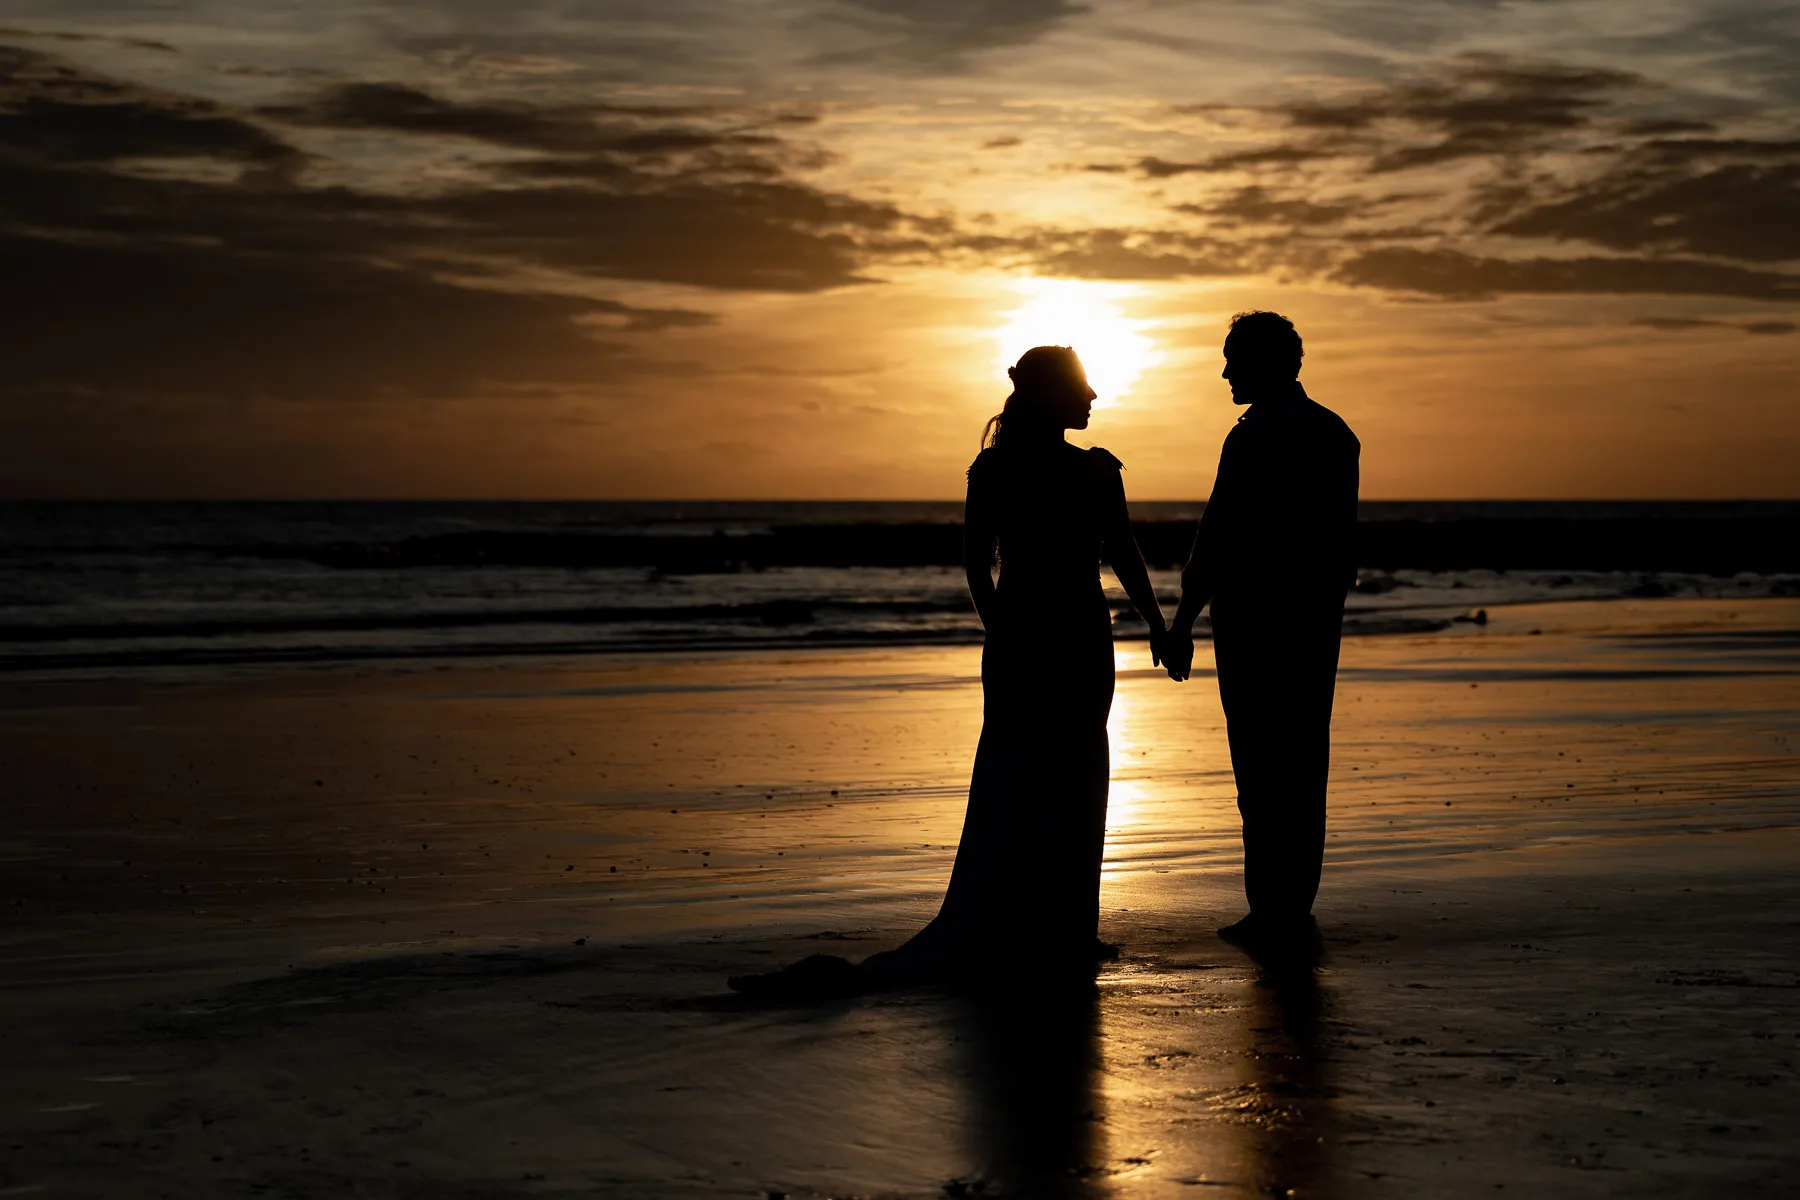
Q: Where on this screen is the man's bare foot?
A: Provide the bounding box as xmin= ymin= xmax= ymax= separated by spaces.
xmin=1217 ymin=913 xmax=1268 ymax=945
xmin=1218 ymin=913 xmax=1320 ymax=958
xmin=727 ymin=953 xmax=865 ymax=998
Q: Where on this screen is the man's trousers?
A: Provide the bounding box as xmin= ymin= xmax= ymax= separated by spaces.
xmin=1211 ymin=602 xmax=1344 ymax=922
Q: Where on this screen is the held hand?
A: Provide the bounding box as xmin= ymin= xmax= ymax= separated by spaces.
xmin=1148 ymin=627 xmax=1165 ymax=669
xmin=1163 ymin=629 xmax=1195 ymax=682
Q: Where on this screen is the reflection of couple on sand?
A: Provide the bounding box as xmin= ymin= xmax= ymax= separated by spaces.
xmin=732 ymin=310 xmax=1360 ymax=996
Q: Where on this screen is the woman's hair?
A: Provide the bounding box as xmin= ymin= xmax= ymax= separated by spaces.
xmin=981 ymin=344 xmax=1084 ymax=449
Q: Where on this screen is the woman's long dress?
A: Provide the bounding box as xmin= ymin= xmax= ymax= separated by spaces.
xmin=863 ymin=440 xmax=1126 ymax=981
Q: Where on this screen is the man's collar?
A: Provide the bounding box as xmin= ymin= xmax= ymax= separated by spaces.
xmin=1245 ymin=380 xmax=1308 ymax=414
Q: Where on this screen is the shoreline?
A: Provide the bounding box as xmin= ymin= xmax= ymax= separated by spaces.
xmin=4 ymin=588 xmax=1796 ymax=682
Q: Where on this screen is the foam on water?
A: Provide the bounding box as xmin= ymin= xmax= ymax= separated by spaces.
xmin=1 ymin=501 xmax=1795 ymax=676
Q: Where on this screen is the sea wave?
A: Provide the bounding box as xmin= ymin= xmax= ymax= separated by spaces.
xmin=1 ymin=501 xmax=1796 ymax=676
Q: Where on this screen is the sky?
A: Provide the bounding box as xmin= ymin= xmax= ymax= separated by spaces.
xmin=2 ymin=0 xmax=1798 ymax=499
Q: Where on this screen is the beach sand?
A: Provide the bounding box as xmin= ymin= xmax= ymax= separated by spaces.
xmin=3 ymin=598 xmax=1798 ymax=1197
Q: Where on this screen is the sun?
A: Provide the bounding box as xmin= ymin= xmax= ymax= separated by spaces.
xmin=992 ymin=278 xmax=1161 ymax=408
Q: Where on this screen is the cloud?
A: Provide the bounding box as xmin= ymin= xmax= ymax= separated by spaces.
xmin=1492 ymin=154 xmax=1800 ymax=263
xmin=1631 ymin=317 xmax=1796 ymax=335
xmin=1082 ymin=52 xmax=1800 ymax=302
xmin=0 ymin=44 xmax=941 ymax=403
xmin=817 ymin=0 xmax=1087 ymax=67
xmin=0 ymin=26 xmax=177 ymax=53
xmin=6 ymin=31 xmax=1799 ymax=422
xmin=1135 ymin=145 xmax=1332 ymax=176
xmin=265 ymin=81 xmax=786 ymax=159
xmin=1631 ymin=316 xmax=1726 ymax=330
xmin=1120 ymin=55 xmax=1644 ymax=180
xmin=953 ymin=227 xmax=1248 ymax=280
xmin=252 ymin=77 xmax=906 ymax=291
xmin=1336 ymin=248 xmax=1800 ymax=301
xmin=420 ymin=181 xmax=901 ymax=291
xmin=0 ymin=233 xmax=672 ymax=401
xmin=1620 ymin=118 xmax=1716 ymax=137
xmin=0 ymin=45 xmax=298 ymax=171
xmin=1177 ymin=185 xmax=1355 ymax=227
xmin=1289 ymin=55 xmax=1643 ymax=172
xmin=1031 ymin=230 xmax=1242 ymax=280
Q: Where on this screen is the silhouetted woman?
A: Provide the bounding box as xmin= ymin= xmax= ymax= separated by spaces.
xmin=732 ymin=346 xmax=1167 ymax=992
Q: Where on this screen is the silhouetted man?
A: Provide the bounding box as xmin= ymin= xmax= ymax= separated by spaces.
xmin=1164 ymin=311 xmax=1359 ymax=948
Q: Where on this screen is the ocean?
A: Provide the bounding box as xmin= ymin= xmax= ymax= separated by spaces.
xmin=2 ymin=501 xmax=1796 ymax=676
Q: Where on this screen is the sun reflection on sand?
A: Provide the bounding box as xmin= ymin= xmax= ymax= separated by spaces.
xmin=993 ymin=278 xmax=1162 ymax=406
xmin=1106 ymin=692 xmax=1150 ymax=842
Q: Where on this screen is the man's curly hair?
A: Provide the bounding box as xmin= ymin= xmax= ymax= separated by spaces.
xmin=1226 ymin=310 xmax=1303 ymax=379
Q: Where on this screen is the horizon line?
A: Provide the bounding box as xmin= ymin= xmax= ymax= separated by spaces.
xmin=4 ymin=497 xmax=1800 ymax=505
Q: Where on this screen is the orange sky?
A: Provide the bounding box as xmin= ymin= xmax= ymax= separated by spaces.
xmin=2 ymin=2 xmax=1797 ymax=497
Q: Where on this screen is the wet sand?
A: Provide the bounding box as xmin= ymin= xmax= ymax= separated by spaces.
xmin=3 ymin=598 xmax=1798 ymax=1196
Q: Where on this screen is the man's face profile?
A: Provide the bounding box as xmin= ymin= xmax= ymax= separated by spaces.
xmin=1221 ymin=341 xmax=1268 ymax=407
xmin=1220 ymin=331 xmax=1294 ymax=406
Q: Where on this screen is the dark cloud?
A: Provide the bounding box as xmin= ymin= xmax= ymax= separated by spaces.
xmin=820 ymin=0 xmax=1087 ymax=67
xmin=1631 ymin=316 xmax=1726 ymax=330
xmin=0 ymin=45 xmax=929 ymax=404
xmin=0 ymin=27 xmax=177 ymax=53
xmin=7 ymin=32 xmax=1797 ymax=420
xmin=1177 ymin=185 xmax=1354 ymax=226
xmin=265 ymin=82 xmax=787 ymax=161
xmin=246 ymin=78 xmax=898 ymax=291
xmin=0 ymin=45 xmax=298 ymax=170
xmin=1034 ymin=231 xmax=1241 ymax=280
xmin=955 ymin=228 xmax=1248 ymax=281
xmin=1634 ymin=137 xmax=1800 ymax=161
xmin=1315 ymin=56 xmax=1643 ymax=172
xmin=1493 ymin=155 xmax=1800 ymax=262
xmin=1283 ymin=57 xmax=1641 ymax=130
xmin=1106 ymin=54 xmax=1800 ymax=303
xmin=1632 ymin=316 xmax=1797 ymax=335
xmin=0 ymin=233 xmax=667 ymax=402
xmin=265 ymin=81 xmax=612 ymax=152
xmin=1112 ymin=56 xmax=1634 ymax=181
xmin=1135 ymin=145 xmax=1331 ymax=176
xmin=1335 ymin=248 xmax=1800 ymax=302
xmin=1620 ymin=118 xmax=1716 ymax=137
xmin=423 ymin=182 xmax=901 ymax=291
xmin=1116 ymin=55 xmax=1643 ymax=180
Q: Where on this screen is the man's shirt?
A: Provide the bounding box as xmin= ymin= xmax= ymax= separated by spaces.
xmin=1181 ymin=384 xmax=1360 ymax=620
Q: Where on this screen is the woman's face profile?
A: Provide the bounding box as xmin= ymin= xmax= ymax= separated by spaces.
xmin=1052 ymin=360 xmax=1098 ymax=431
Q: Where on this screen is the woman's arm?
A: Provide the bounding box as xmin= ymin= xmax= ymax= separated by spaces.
xmin=1100 ymin=463 xmax=1168 ymax=658
xmin=963 ymin=469 xmax=1001 ymax=632
xmin=963 ymin=523 xmax=1000 ymax=631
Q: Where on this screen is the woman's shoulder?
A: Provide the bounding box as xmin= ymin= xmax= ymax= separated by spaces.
xmin=1083 ymin=445 xmax=1124 ymax=472
xmin=968 ymin=444 xmax=1004 ymax=475
xmin=967 ymin=444 xmax=1012 ymax=488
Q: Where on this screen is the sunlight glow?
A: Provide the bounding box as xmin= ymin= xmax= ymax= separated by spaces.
xmin=993 ymin=278 xmax=1162 ymax=408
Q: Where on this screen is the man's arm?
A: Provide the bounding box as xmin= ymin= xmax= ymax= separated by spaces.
xmin=1171 ymin=507 xmax=1219 ymax=637
xmin=1165 ymin=433 xmax=1240 ymax=680
xmin=1339 ymin=437 xmax=1361 ymax=594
